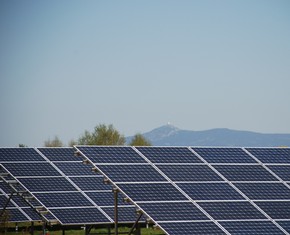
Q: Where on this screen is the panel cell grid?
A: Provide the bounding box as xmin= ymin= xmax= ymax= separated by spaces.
xmin=213 ymin=165 xmax=278 ymax=182
xmin=49 ymin=207 xmax=110 ymax=224
xmin=220 ymin=221 xmax=285 ymax=235
xmin=136 ymin=147 xmax=202 ymax=163
xmin=2 ymin=162 xmax=61 ymax=177
xmin=137 ymin=202 xmax=209 ymax=221
xmin=76 ymin=146 xmax=146 ymax=163
xmin=198 ymin=201 xmax=266 ymax=220
xmin=54 ymin=162 xmax=97 ymax=176
xmin=17 ymin=177 xmax=77 ymax=192
xmin=86 ymin=191 xmax=126 ymax=206
xmin=117 ymin=183 xmax=188 ymax=202
xmin=1 ymin=208 xmax=30 ymax=222
xmin=192 ymin=147 xmax=257 ymax=163
xmin=69 ymin=176 xmax=112 ymax=191
xmin=159 ymin=222 xmax=225 ymax=235
xmin=278 ymin=221 xmax=290 ymax=234
xmin=268 ymin=165 xmax=290 ymax=181
xmin=97 ymin=165 xmax=167 ymax=183
xmin=0 ymin=148 xmax=45 ymax=162
xmin=247 ymin=148 xmax=290 ymax=164
xmin=255 ymin=201 xmax=290 ymax=219
xmin=157 ymin=165 xmax=223 ymax=182
xmin=177 ymin=182 xmax=244 ymax=201
xmin=33 ymin=192 xmax=94 ymax=207
xmin=37 ymin=147 xmax=76 ymax=162
xmin=234 ymin=182 xmax=290 ymax=200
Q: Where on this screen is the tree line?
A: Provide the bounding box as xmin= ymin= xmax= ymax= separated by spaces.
xmin=43 ymin=124 xmax=151 ymax=147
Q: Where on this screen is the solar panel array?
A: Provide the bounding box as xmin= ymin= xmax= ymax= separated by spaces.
xmin=75 ymin=146 xmax=290 ymax=235
xmin=0 ymin=147 xmax=144 ymax=225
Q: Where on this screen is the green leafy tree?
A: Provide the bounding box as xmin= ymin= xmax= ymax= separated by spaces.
xmin=129 ymin=133 xmax=152 ymax=146
xmin=68 ymin=139 xmax=78 ymax=147
xmin=78 ymin=124 xmax=125 ymax=145
xmin=44 ymin=136 xmax=63 ymax=147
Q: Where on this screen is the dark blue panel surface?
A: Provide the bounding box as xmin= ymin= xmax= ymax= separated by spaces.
xmin=138 ymin=202 xmax=208 ymax=221
xmin=177 ymin=183 xmax=244 ymax=200
xmin=159 ymin=222 xmax=225 ymax=235
xmin=256 ymin=201 xmax=290 ymax=219
xmin=54 ymin=162 xmax=97 ymax=176
xmin=234 ymin=183 xmax=290 ymax=200
xmin=158 ymin=165 xmax=223 ymax=182
xmin=193 ymin=147 xmax=257 ymax=163
xmin=69 ymin=176 xmax=111 ymax=191
xmin=0 ymin=195 xmax=14 ymax=208
xmin=22 ymin=207 xmax=42 ymax=221
xmin=49 ymin=207 xmax=110 ymax=224
xmin=37 ymin=147 xmax=76 ymax=161
xmin=198 ymin=201 xmax=266 ymax=220
xmin=268 ymin=165 xmax=290 ymax=181
xmin=2 ymin=163 xmax=61 ymax=177
xmin=18 ymin=177 xmax=77 ymax=192
xmin=220 ymin=221 xmax=285 ymax=235
xmin=278 ymin=221 xmax=290 ymax=234
xmin=136 ymin=147 xmax=202 ymax=163
xmin=2 ymin=208 xmax=30 ymax=222
xmin=118 ymin=183 xmax=187 ymax=202
xmin=76 ymin=146 xmax=146 ymax=164
xmin=33 ymin=192 xmax=93 ymax=207
xmin=97 ymin=165 xmax=167 ymax=182
xmin=213 ymin=165 xmax=278 ymax=181
xmin=86 ymin=191 xmax=126 ymax=206
xmin=247 ymin=148 xmax=290 ymax=163
xmin=0 ymin=148 xmax=45 ymax=162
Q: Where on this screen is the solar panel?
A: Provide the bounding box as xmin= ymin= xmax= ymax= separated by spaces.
xmin=177 ymin=183 xmax=244 ymax=200
xmin=85 ymin=191 xmax=126 ymax=206
xmin=49 ymin=207 xmax=110 ymax=225
xmin=54 ymin=162 xmax=97 ymax=176
xmin=192 ymin=147 xmax=257 ymax=163
xmin=69 ymin=176 xmax=111 ymax=191
xmin=17 ymin=177 xmax=77 ymax=192
xmin=0 ymin=148 xmax=45 ymax=162
xmin=197 ymin=201 xmax=266 ymax=220
xmin=159 ymin=222 xmax=225 ymax=235
xmin=213 ymin=165 xmax=278 ymax=182
xmin=157 ymin=165 xmax=223 ymax=182
xmin=246 ymin=148 xmax=290 ymax=164
xmin=234 ymin=183 xmax=290 ymax=200
xmin=136 ymin=147 xmax=202 ymax=163
xmin=75 ymin=145 xmax=290 ymax=235
xmin=137 ymin=202 xmax=208 ymax=221
xmin=101 ymin=206 xmax=146 ymax=223
xmin=2 ymin=162 xmax=61 ymax=177
xmin=255 ymin=201 xmax=290 ymax=219
xmin=96 ymin=165 xmax=167 ymax=183
xmin=33 ymin=192 xmax=94 ymax=207
xmin=278 ymin=221 xmax=290 ymax=234
xmin=76 ymin=146 xmax=146 ymax=163
xmin=37 ymin=147 xmax=77 ymax=161
xmin=116 ymin=183 xmax=188 ymax=202
xmin=267 ymin=165 xmax=290 ymax=181
xmin=220 ymin=221 xmax=285 ymax=235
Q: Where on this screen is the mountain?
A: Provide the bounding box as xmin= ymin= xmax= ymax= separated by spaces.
xmin=126 ymin=124 xmax=290 ymax=147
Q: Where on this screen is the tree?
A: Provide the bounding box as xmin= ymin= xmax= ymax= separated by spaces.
xmin=129 ymin=133 xmax=152 ymax=146
xmin=68 ymin=139 xmax=78 ymax=147
xmin=44 ymin=136 xmax=63 ymax=147
xmin=78 ymin=124 xmax=125 ymax=145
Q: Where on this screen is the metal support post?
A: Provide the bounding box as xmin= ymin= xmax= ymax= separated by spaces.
xmin=0 ymin=192 xmax=14 ymax=218
xmin=128 ymin=213 xmax=143 ymax=235
xmin=30 ymin=222 xmax=34 ymax=235
xmin=113 ymin=188 xmax=119 ymax=235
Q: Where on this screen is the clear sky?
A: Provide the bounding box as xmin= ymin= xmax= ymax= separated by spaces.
xmin=1 ymin=0 xmax=290 ymax=147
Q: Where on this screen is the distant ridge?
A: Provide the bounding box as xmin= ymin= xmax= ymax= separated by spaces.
xmin=126 ymin=124 xmax=290 ymax=147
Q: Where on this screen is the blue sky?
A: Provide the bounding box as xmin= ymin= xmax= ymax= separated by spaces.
xmin=1 ymin=0 xmax=290 ymax=146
